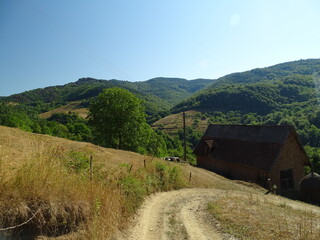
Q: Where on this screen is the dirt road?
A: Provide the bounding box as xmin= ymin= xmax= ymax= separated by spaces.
xmin=116 ymin=188 xmax=233 ymax=240
xmin=116 ymin=186 xmax=320 ymax=240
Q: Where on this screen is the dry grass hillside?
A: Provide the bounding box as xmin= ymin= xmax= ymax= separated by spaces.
xmin=0 ymin=126 xmax=320 ymax=240
xmin=0 ymin=126 xmax=248 ymax=193
xmin=0 ymin=126 xmax=184 ymax=239
xmin=39 ymin=102 xmax=88 ymax=119
xmin=152 ymin=110 xmax=209 ymax=135
xmin=0 ymin=126 xmax=152 ymax=172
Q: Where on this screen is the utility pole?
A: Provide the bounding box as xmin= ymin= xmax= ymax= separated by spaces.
xmin=183 ymin=111 xmax=187 ymax=162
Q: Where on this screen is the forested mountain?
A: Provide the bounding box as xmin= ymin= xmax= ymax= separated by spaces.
xmin=134 ymin=77 xmax=214 ymax=105
xmin=172 ymin=74 xmax=318 ymax=114
xmin=2 ymin=77 xmax=214 ymax=116
xmin=173 ymin=59 xmax=320 ymax=113
xmin=208 ymin=58 xmax=320 ymax=88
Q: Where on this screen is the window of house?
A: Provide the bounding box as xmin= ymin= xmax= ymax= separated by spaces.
xmin=280 ymin=169 xmax=294 ymax=190
xmin=204 ymin=139 xmax=215 ymax=157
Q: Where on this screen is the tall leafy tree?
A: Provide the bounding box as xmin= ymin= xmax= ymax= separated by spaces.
xmin=88 ymin=87 xmax=149 ymax=152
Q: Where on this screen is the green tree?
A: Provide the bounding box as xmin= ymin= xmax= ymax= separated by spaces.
xmin=88 ymin=88 xmax=148 ymax=152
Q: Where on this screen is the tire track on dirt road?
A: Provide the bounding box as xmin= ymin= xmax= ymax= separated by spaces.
xmin=117 ymin=188 xmax=226 ymax=240
xmin=116 ymin=187 xmax=320 ymax=240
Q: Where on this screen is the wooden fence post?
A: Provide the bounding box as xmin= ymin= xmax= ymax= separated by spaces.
xmin=90 ymin=156 xmax=93 ymax=181
xmin=189 ymin=172 xmax=192 ymax=183
xmin=144 ymin=159 xmax=146 ymax=168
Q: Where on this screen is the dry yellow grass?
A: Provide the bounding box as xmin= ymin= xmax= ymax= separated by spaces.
xmin=0 ymin=126 xmax=186 ymax=239
xmin=39 ymin=102 xmax=89 ymax=119
xmin=0 ymin=126 xmax=124 ymax=239
xmin=208 ymin=194 xmax=320 ymax=240
xmin=0 ymin=125 xmax=233 ymax=190
xmin=152 ymin=110 xmax=209 ymax=134
xmin=0 ymin=125 xmax=150 ymax=171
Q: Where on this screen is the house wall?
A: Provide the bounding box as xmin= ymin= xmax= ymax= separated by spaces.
xmin=269 ymin=133 xmax=307 ymax=190
xmin=197 ymin=132 xmax=307 ymax=191
xmin=197 ymin=155 xmax=269 ymax=186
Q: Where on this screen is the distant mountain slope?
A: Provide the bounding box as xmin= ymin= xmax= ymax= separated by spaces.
xmin=209 ymin=58 xmax=320 ymax=88
xmin=172 ymin=59 xmax=320 ymax=114
xmin=134 ymin=77 xmax=214 ymax=105
xmin=38 ymin=101 xmax=89 ymax=119
xmin=2 ymin=77 xmax=215 ymax=116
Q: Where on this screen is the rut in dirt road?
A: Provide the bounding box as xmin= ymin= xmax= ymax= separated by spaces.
xmin=119 ymin=189 xmax=226 ymax=240
xmin=116 ymin=187 xmax=320 ymax=240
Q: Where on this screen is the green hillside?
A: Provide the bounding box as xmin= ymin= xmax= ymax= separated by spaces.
xmin=134 ymin=77 xmax=214 ymax=105
xmin=209 ymin=58 xmax=320 ymax=88
xmin=2 ymin=77 xmax=214 ymax=116
xmin=172 ymin=74 xmax=318 ymax=114
xmin=173 ymin=59 xmax=320 ymax=115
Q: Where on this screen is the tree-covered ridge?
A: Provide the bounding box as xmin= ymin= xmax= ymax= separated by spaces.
xmin=207 ymin=58 xmax=320 ymax=88
xmin=134 ymin=77 xmax=215 ymax=105
xmin=2 ymin=77 xmax=214 ymax=113
xmin=172 ymin=74 xmax=318 ymax=114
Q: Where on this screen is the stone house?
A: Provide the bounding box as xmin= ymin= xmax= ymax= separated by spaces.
xmin=194 ymin=124 xmax=310 ymax=192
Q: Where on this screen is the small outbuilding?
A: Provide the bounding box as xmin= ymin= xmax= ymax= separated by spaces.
xmin=194 ymin=124 xmax=311 ymax=192
xmin=299 ymin=172 xmax=320 ymax=203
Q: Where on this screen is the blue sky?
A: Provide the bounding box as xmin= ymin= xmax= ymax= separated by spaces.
xmin=1 ymin=0 xmax=320 ymax=96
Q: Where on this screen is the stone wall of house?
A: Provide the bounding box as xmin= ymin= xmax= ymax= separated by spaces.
xmin=197 ymin=132 xmax=308 ymax=191
xmin=270 ymin=133 xmax=307 ymax=190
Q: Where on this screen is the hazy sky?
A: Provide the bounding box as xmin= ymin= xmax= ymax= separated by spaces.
xmin=1 ymin=0 xmax=320 ymax=96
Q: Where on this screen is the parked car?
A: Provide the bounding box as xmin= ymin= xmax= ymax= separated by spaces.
xmin=164 ymin=156 xmax=180 ymax=162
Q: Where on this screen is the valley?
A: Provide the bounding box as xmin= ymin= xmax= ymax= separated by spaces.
xmin=1 ymin=59 xmax=320 ymax=170
xmin=1 ymin=59 xmax=320 ymax=239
